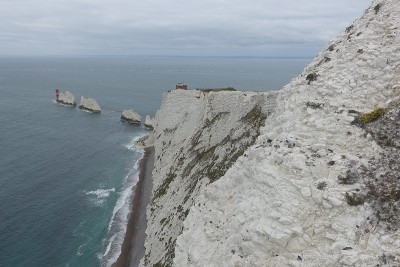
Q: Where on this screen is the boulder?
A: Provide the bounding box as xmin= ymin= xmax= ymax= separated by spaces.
xmin=79 ymin=96 xmax=101 ymax=113
xmin=121 ymin=109 xmax=141 ymax=124
xmin=135 ymin=134 xmax=155 ymax=147
xmin=144 ymin=115 xmax=156 ymax=129
xmin=57 ymin=91 xmax=76 ymax=106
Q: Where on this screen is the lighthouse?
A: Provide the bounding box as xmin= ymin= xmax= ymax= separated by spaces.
xmin=55 ymin=89 xmax=60 ymax=101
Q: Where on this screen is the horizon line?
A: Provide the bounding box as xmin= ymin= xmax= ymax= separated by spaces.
xmin=0 ymin=54 xmax=314 ymax=60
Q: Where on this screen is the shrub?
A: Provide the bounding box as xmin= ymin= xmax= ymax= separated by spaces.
xmin=306 ymin=102 xmax=323 ymax=109
xmin=348 ymin=103 xmax=400 ymax=232
xmin=153 ymin=172 xmax=177 ymax=201
xmin=358 ymin=107 xmax=388 ymax=124
xmin=197 ymin=87 xmax=236 ymax=93
xmin=346 ymin=25 xmax=354 ymax=33
xmin=345 ymin=192 xmax=366 ymax=206
xmin=306 ymin=73 xmax=318 ymax=84
xmin=317 ymin=181 xmax=327 ymax=190
xmin=389 ymin=185 xmax=400 ymax=201
xmin=338 ymin=169 xmax=360 ymax=185
xmin=240 ymin=105 xmax=265 ymax=124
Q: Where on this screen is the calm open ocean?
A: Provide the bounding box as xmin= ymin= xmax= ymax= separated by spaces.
xmin=0 ymin=56 xmax=309 ymax=267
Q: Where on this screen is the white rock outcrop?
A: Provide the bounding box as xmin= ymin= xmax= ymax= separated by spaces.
xmin=57 ymin=91 xmax=76 ymax=106
xmin=140 ymin=89 xmax=277 ymax=266
xmin=121 ymin=109 xmax=141 ymax=124
xmin=135 ymin=134 xmax=156 ymax=148
xmin=144 ymin=115 xmax=155 ymax=129
xmin=173 ymin=0 xmax=400 ymax=266
xmin=141 ymin=0 xmax=400 ymax=266
xmin=78 ymin=96 xmax=101 ymax=113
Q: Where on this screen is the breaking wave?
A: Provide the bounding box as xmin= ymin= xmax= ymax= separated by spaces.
xmin=124 ymin=135 xmax=145 ymax=151
xmin=85 ymin=188 xmax=116 ymax=207
xmin=100 ymin=150 xmax=144 ymax=267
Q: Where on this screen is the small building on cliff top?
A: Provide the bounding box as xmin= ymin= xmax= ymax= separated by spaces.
xmin=176 ymin=83 xmax=187 ymax=90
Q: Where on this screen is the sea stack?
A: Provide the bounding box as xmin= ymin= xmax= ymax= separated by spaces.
xmin=121 ymin=109 xmax=141 ymax=124
xmin=79 ymin=97 xmax=101 ymax=113
xmin=56 ymin=90 xmax=76 ymax=106
xmin=144 ymin=115 xmax=156 ymax=130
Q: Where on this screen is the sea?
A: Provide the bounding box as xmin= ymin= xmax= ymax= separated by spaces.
xmin=0 ymin=56 xmax=310 ymax=267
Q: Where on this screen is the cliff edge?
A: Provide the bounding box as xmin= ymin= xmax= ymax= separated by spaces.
xmin=141 ymin=90 xmax=277 ymax=266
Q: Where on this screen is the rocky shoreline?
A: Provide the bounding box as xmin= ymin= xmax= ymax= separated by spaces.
xmin=112 ymin=147 xmax=155 ymax=267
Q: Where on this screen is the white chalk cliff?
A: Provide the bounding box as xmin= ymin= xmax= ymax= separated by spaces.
xmin=121 ymin=109 xmax=141 ymax=124
xmin=141 ymin=0 xmax=400 ymax=266
xmin=144 ymin=115 xmax=156 ymax=129
xmin=141 ymin=89 xmax=277 ymax=266
xmin=57 ymin=91 xmax=76 ymax=106
xmin=79 ymin=96 xmax=101 ymax=113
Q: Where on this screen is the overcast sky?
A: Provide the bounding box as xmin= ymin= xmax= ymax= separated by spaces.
xmin=0 ymin=0 xmax=372 ymax=57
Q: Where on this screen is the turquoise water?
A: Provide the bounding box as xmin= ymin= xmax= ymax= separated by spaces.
xmin=0 ymin=56 xmax=309 ymax=267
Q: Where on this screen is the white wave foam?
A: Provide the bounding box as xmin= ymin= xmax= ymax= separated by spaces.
xmin=86 ymin=188 xmax=115 ymax=207
xmin=79 ymin=109 xmax=95 ymax=113
xmin=100 ymin=151 xmax=144 ymax=267
xmin=53 ymin=100 xmax=76 ymax=107
xmin=103 ymin=234 xmax=116 ymax=258
xmin=124 ymin=135 xmax=146 ymax=151
xmin=72 ymin=220 xmax=87 ymax=237
xmin=86 ymin=188 xmax=115 ymax=198
xmin=76 ymin=240 xmax=89 ymax=256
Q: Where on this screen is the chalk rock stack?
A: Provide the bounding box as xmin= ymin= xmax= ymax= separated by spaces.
xmin=121 ymin=109 xmax=141 ymax=124
xmin=57 ymin=91 xmax=76 ymax=106
xmin=144 ymin=115 xmax=156 ymax=129
xmin=79 ymin=97 xmax=101 ymax=113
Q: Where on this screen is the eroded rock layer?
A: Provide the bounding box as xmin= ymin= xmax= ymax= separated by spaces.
xmin=141 ymin=90 xmax=277 ymax=266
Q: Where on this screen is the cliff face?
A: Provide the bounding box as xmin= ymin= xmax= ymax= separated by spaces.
xmin=174 ymin=0 xmax=400 ymax=266
xmin=140 ymin=90 xmax=277 ymax=266
xmin=142 ymin=0 xmax=400 ymax=266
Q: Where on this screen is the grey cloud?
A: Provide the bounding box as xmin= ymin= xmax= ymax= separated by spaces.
xmin=0 ymin=0 xmax=371 ymax=56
